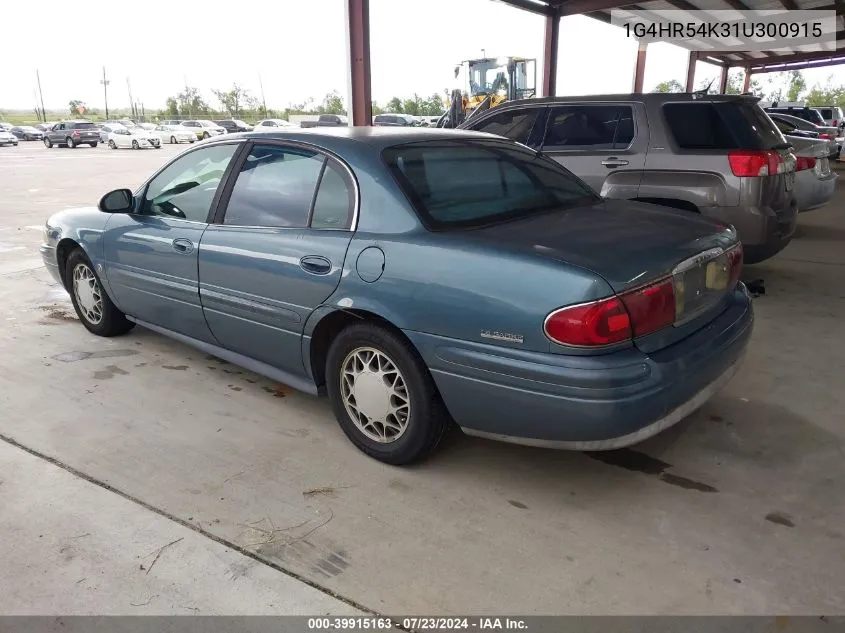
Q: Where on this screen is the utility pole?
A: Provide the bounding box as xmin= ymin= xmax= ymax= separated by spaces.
xmin=36 ymin=69 xmax=47 ymax=122
xmin=184 ymin=75 xmax=192 ymax=118
xmin=100 ymin=67 xmax=110 ymax=120
xmin=126 ymin=78 xmax=135 ymax=120
xmin=258 ymin=72 xmax=268 ymax=118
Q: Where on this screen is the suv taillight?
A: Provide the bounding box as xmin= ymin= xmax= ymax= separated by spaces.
xmin=728 ymin=150 xmax=783 ymax=177
xmin=796 ymin=157 xmax=816 ymax=171
xmin=819 ymin=133 xmax=833 ymax=140
xmin=72 ymin=129 xmax=80 ymax=136
xmin=544 ymin=244 xmax=743 ymax=347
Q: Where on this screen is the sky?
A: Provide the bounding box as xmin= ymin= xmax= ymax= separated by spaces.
xmin=2 ymin=0 xmax=844 ymax=113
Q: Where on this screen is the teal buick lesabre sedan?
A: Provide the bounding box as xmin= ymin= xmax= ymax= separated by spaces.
xmin=41 ymin=128 xmax=753 ymax=464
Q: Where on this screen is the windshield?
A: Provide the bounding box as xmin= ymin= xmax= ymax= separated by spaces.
xmin=466 ymin=60 xmax=509 ymax=97
xmin=383 ymin=139 xmax=598 ymax=231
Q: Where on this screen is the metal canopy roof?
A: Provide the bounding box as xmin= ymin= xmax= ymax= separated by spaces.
xmin=496 ymin=0 xmax=845 ymax=72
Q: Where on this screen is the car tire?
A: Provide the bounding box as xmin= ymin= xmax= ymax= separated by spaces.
xmin=325 ymin=322 xmax=450 ymax=465
xmin=44 ymin=138 xmax=52 ymax=148
xmin=66 ymin=137 xmax=75 ymax=148
xmin=109 ymin=140 xmax=117 ymax=150
xmin=131 ymin=140 xmax=139 ymax=150
xmin=89 ymin=143 xmax=97 ymax=148
xmin=202 ymin=132 xmax=210 ymax=139
xmin=170 ymin=136 xmax=176 ymax=144
xmin=65 ymin=248 xmax=134 ymax=337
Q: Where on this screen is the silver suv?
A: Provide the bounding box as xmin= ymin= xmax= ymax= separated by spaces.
xmin=461 ymin=93 xmax=798 ymax=264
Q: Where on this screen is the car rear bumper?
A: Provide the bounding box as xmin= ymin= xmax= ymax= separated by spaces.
xmin=795 ymin=170 xmax=837 ymax=213
xmin=405 ymin=285 xmax=753 ymax=450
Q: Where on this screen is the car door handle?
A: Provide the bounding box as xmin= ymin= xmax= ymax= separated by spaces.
xmin=171 ymin=238 xmax=195 ymax=254
xmin=601 ymin=158 xmax=629 ymax=168
xmin=299 ymin=255 xmax=332 ymax=275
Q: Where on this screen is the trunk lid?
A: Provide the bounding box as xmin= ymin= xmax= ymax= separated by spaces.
xmin=469 ymin=198 xmax=737 ymax=293
xmin=467 ymin=199 xmax=741 ymax=353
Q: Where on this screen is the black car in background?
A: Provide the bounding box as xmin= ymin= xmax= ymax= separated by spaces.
xmin=10 ymin=125 xmax=45 ymax=141
xmin=214 ymin=119 xmax=253 ymax=133
xmin=44 ymin=121 xmax=100 ymax=148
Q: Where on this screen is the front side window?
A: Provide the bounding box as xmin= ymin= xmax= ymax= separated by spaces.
xmin=471 ymin=108 xmax=541 ymax=145
xmin=142 ymin=143 xmax=239 ymax=222
xmin=543 ymin=105 xmax=634 ymax=150
xmin=223 ymin=145 xmax=325 ymax=227
xmin=383 ymin=139 xmax=598 ymax=231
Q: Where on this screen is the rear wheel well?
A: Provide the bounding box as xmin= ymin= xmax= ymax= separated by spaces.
xmin=56 ymin=238 xmax=81 ymax=289
xmin=634 ymin=197 xmax=700 ymax=214
xmin=309 ymin=309 xmax=410 ymax=391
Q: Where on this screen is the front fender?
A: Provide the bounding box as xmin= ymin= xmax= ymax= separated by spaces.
xmin=46 ymin=207 xmax=113 ymax=293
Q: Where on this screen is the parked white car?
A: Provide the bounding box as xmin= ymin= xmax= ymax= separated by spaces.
xmin=254 ymin=118 xmax=297 ymax=130
xmin=107 ymin=126 xmax=161 ymax=150
xmin=154 ymin=124 xmax=197 ymax=144
xmin=181 ymin=120 xmax=226 ymax=139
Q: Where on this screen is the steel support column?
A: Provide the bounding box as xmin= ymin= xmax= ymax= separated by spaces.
xmin=742 ymin=67 xmax=752 ymax=92
xmin=632 ymin=41 xmax=647 ymax=93
xmin=345 ymin=0 xmax=372 ymax=126
xmin=685 ymin=51 xmax=698 ymax=92
xmin=542 ymin=12 xmax=560 ymax=97
xmin=718 ymin=64 xmax=729 ymax=94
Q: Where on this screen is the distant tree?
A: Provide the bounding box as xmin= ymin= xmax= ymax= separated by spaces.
xmin=68 ymin=99 xmax=85 ymax=115
xmin=164 ymin=97 xmax=179 ymax=116
xmin=173 ymin=86 xmax=210 ymax=117
xmin=652 ymin=79 xmax=684 ymax=93
xmin=420 ymin=93 xmax=445 ymax=115
xmin=315 ymin=91 xmax=345 ymax=114
xmin=804 ymin=75 xmax=845 ymax=107
xmin=372 ymin=101 xmax=385 ymax=115
xmin=402 ymin=94 xmax=424 ymax=116
xmin=211 ymin=84 xmax=255 ymax=118
xmin=786 ymin=70 xmax=806 ymax=101
xmin=386 ymin=97 xmax=403 ymax=113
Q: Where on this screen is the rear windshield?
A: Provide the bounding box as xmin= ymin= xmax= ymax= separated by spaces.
xmin=663 ymin=101 xmax=786 ymax=151
xmin=73 ymin=122 xmax=96 ymax=129
xmin=383 ymin=139 xmax=598 ymax=230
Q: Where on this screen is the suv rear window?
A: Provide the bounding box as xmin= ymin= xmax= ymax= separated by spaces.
xmin=383 ymin=139 xmax=598 ymax=230
xmin=72 ymin=122 xmax=96 ymax=129
xmin=663 ymin=101 xmax=786 ymax=151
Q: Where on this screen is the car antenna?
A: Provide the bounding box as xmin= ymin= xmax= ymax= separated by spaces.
xmin=692 ymin=79 xmax=714 ymax=99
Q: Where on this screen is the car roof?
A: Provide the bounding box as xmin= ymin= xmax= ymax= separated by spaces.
xmin=494 ymin=93 xmax=760 ymax=107
xmin=213 ymin=126 xmax=502 ymax=152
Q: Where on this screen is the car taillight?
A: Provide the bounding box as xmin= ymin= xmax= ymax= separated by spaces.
xmin=819 ymin=133 xmax=833 ymax=140
xmin=72 ymin=130 xmax=80 ymax=136
xmin=796 ymin=156 xmax=816 ymax=171
xmin=727 ymin=243 xmax=743 ymax=288
xmin=544 ymin=297 xmax=631 ymax=346
xmin=618 ymin=279 xmax=675 ymax=337
xmin=728 ymin=149 xmax=782 ymax=177
xmin=545 ymin=244 xmax=744 ymax=348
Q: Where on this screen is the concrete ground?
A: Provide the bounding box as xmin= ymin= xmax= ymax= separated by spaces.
xmin=0 ymin=142 xmax=843 ymax=615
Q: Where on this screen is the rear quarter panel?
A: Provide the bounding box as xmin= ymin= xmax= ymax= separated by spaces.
xmin=641 ymin=98 xmax=740 ymax=208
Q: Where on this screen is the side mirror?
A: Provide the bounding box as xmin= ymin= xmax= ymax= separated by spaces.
xmin=99 ymin=189 xmax=133 ymax=214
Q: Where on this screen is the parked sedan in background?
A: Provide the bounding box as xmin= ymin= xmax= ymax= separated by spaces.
xmin=40 ymin=128 xmax=751 ymax=464
xmin=790 ymin=136 xmax=837 ymax=213
xmin=10 ymin=125 xmax=44 ymax=141
xmin=0 ymin=122 xmax=13 ymax=132
xmin=99 ymin=123 xmax=126 ymax=144
xmin=106 ymin=126 xmax=161 ymax=150
xmin=44 ymin=121 xmax=100 ymax=148
xmin=155 ymin=124 xmax=196 ymax=144
xmin=373 ymin=113 xmax=419 ymax=126
xmin=181 ymin=120 xmax=226 ymax=139
xmin=768 ymin=112 xmax=840 ymax=158
xmin=0 ymin=129 xmax=19 ymax=146
xmin=254 ymin=118 xmax=296 ymax=130
xmin=215 ymin=119 xmax=253 ymax=133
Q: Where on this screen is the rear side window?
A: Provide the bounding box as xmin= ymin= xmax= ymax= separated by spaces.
xmin=471 ymin=108 xmax=541 ymax=145
xmin=819 ymin=108 xmax=833 ymax=119
xmin=664 ymin=101 xmax=785 ymax=150
xmin=224 ymin=145 xmax=324 ymax=227
xmin=310 ymin=161 xmax=354 ymax=229
xmin=543 ymin=105 xmax=634 ymax=150
xmin=383 ymin=139 xmax=598 ymax=230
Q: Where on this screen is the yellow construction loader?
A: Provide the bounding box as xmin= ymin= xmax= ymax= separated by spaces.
xmin=437 ymin=56 xmax=537 ymax=128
